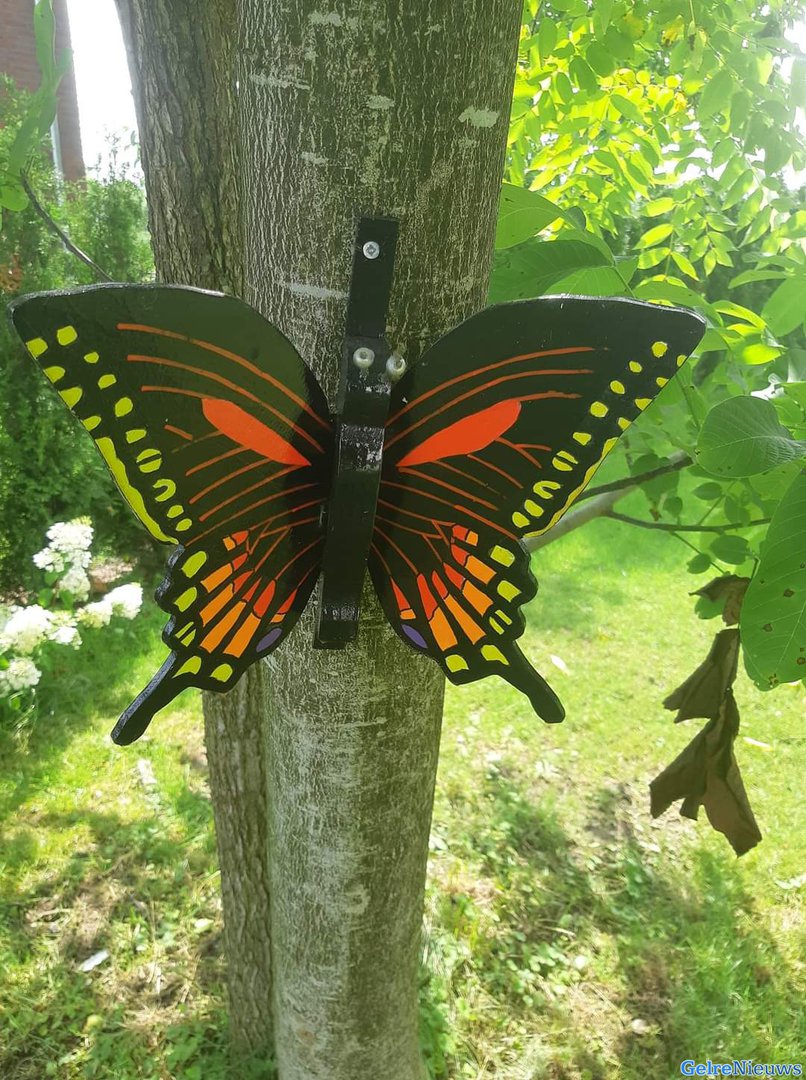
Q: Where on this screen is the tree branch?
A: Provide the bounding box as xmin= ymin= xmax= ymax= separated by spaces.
xmin=578 ymin=451 xmax=691 ymax=501
xmin=21 ymin=174 xmax=113 ymax=282
xmin=604 ymin=511 xmax=770 ymax=534
xmin=526 ymin=451 xmax=692 ymax=552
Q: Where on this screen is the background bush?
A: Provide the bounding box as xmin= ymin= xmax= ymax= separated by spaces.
xmin=0 ymin=78 xmax=154 ymax=591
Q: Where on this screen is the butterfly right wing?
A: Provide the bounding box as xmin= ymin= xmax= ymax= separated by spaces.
xmin=9 ymin=285 xmax=333 ymax=741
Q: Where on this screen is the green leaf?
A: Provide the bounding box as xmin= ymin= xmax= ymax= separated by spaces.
xmin=698 ymin=69 xmax=735 ymax=120
xmin=496 ymin=184 xmax=564 ymax=249
xmin=547 ymin=265 xmax=630 ymax=296
xmin=636 ymin=223 xmax=673 ymax=249
xmin=489 ymin=239 xmax=609 ymax=304
xmin=586 ymin=42 xmax=616 ymax=76
xmin=538 ymin=18 xmax=558 ymax=60
xmin=0 ymin=177 xmax=29 ymax=211
xmin=693 ymin=482 xmax=724 ymax=501
xmin=697 ymin=397 xmax=806 ymax=478
xmin=570 ymin=56 xmax=598 ymax=94
xmin=645 ymin=197 xmax=675 ymax=218
xmin=730 ymin=269 xmax=789 ymax=287
xmin=671 ymin=251 xmax=698 ymax=280
xmin=610 ymin=94 xmax=645 ymax=125
xmin=741 ymin=343 xmax=780 ymax=365
xmin=741 ymin=470 xmax=806 ymax=690
xmin=555 ymin=72 xmax=574 ymax=105
xmin=762 ymin=278 xmax=806 ymax=338
xmin=688 ymin=553 xmax=713 ymax=574
xmin=709 ymin=535 xmax=752 ymax=566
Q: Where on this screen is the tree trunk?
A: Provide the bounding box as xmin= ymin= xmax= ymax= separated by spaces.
xmin=116 ymin=1 xmax=523 ymax=1075
xmin=115 ymin=0 xmax=274 ymax=1056
xmin=237 ymin=4 xmax=521 ymax=1076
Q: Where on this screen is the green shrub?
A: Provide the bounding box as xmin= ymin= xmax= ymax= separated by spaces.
xmin=0 ymin=79 xmax=154 ymax=590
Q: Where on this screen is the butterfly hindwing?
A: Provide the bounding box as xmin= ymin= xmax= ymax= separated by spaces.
xmin=9 ymin=285 xmax=333 ymax=740
xmin=369 ymin=296 xmax=706 ymax=719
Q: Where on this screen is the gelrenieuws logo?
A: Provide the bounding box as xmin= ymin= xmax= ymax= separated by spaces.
xmin=680 ymin=1064 xmax=803 ymax=1077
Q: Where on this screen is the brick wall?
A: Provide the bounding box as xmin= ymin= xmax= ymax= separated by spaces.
xmin=0 ymin=0 xmax=84 ymax=180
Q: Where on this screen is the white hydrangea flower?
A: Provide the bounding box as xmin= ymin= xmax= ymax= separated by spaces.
xmin=0 ymin=657 xmax=42 ymax=693
xmin=57 ymin=565 xmax=92 ymax=602
xmin=105 ymin=583 xmax=143 ymax=620
xmin=78 ymin=599 xmax=114 ymax=629
xmin=33 ymin=547 xmax=58 ymax=572
xmin=0 ymin=605 xmax=54 ymax=655
xmin=34 ymin=519 xmax=94 ymax=579
xmin=49 ymin=623 xmax=81 ymax=648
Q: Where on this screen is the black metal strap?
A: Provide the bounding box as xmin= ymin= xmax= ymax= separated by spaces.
xmin=314 ymin=216 xmax=399 ymax=648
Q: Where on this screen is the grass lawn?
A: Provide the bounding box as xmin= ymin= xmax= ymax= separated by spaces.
xmin=1 ymin=513 xmax=804 ymax=1079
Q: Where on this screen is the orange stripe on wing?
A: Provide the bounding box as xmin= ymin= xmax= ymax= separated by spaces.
xmin=118 ymin=322 xmax=331 ymax=430
xmin=133 ymin=361 xmax=325 ymax=455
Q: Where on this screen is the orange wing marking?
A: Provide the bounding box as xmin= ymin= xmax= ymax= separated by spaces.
xmin=386 ymin=349 xmax=594 ymax=428
xmin=118 ymin=322 xmax=331 ymax=430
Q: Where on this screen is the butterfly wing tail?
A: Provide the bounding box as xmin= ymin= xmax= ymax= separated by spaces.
xmin=504 ymin=645 xmax=565 ymax=725
xmin=111 ymin=652 xmax=191 ymax=745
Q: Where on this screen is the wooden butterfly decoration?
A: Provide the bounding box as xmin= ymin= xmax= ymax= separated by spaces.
xmin=7 ymin=218 xmax=705 ymax=745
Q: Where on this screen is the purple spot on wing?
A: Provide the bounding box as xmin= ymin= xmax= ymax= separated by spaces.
xmin=256 ymin=627 xmax=283 ymax=653
xmin=403 ymin=625 xmax=427 ymax=650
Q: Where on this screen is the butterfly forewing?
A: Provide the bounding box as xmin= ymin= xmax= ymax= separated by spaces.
xmin=9 ymin=285 xmax=333 ymax=739
xmin=370 ymin=296 xmax=705 ymax=718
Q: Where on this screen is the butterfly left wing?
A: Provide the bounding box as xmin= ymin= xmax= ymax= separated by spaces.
xmin=8 ymin=285 xmax=333 ymax=742
xmin=369 ymin=295 xmax=706 ymax=720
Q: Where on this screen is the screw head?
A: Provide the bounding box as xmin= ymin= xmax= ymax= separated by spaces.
xmin=352 ymin=346 xmax=375 ymax=369
xmin=386 ymin=353 xmax=407 ymax=381
xmin=362 ymin=240 xmax=380 ymax=260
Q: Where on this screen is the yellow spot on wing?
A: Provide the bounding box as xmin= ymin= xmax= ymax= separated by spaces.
xmin=212 ymin=663 xmax=234 ymax=682
xmin=524 ymin=500 xmax=544 ymax=517
xmin=590 ymin=401 xmax=608 ymax=417
xmin=618 ymin=417 xmax=630 ymax=430
xmin=84 ymin=351 xmax=99 ymax=364
xmin=490 ymin=545 xmax=515 ymax=567
xmin=57 ymin=325 xmax=78 ymax=345
xmin=573 ymin=431 xmax=592 ymax=445
xmin=552 ymin=456 xmax=574 ymax=472
xmin=177 ymin=656 xmax=202 ymax=677
xmin=115 ymin=397 xmax=133 ymax=417
xmin=676 ymin=354 xmax=687 ymax=367
xmin=83 ymin=416 xmax=101 ymax=431
xmin=482 ymin=645 xmax=508 ymax=665
xmin=533 ymin=479 xmax=561 ymax=499
xmin=60 ymin=386 xmax=83 ymax=408
xmin=656 ymin=376 xmax=669 ymax=387
xmin=126 ymin=429 xmax=147 ymax=443
xmin=154 ymin=478 xmax=176 ymax=502
xmin=498 ymin=580 xmax=520 ymax=601
xmin=512 ymin=511 xmax=529 ymax=528
xmin=446 ymin=655 xmax=469 ymax=673
xmin=610 ymin=380 xmax=625 ymax=394
xmin=176 ymin=518 xmax=193 ymax=532
xmin=635 ymin=398 xmax=651 ymax=410
xmin=95 ymin=435 xmax=175 ymax=543
xmin=652 ymin=341 xmax=668 ymax=357
xmin=98 ymin=374 xmax=116 ymax=389
xmin=26 ymin=337 xmax=48 ymax=358
xmin=43 ymin=366 xmax=65 ymax=383
xmin=629 ymin=361 xmax=643 ymax=373
xmin=175 ymin=587 xmax=197 ymax=611
xmin=183 ymin=551 xmax=208 ymax=577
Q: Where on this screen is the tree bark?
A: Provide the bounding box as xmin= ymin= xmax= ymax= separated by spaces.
xmin=115 ymin=1 xmax=523 ymax=1075
xmin=237 ymin=4 xmax=521 ymax=1076
xmin=115 ymin=0 xmax=274 ymax=1057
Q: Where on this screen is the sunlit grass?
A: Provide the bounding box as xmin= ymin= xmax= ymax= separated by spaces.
xmin=1 ymin=518 xmax=803 ymax=1079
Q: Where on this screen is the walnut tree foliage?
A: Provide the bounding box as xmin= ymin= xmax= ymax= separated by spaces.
xmin=493 ymin=0 xmax=806 ymax=702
